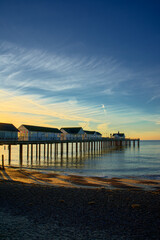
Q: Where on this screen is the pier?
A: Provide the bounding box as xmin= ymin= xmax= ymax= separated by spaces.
xmin=0 ymin=138 xmax=140 ymax=166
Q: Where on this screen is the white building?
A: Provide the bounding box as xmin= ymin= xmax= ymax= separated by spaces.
xmin=60 ymin=127 xmax=84 ymax=140
xmin=112 ymin=131 xmax=125 ymax=139
xmin=0 ymin=123 xmax=19 ymax=140
xmin=84 ymin=130 xmax=102 ymax=140
xmin=18 ymin=125 xmax=62 ymax=141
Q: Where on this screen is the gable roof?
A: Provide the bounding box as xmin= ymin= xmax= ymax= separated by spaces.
xmin=84 ymin=130 xmax=95 ymax=135
xmin=0 ymin=123 xmax=19 ymax=132
xmin=95 ymin=131 xmax=102 ymax=135
xmin=20 ymin=125 xmax=61 ymax=133
xmin=61 ymin=127 xmax=83 ymax=134
xmin=84 ymin=130 xmax=102 ymax=135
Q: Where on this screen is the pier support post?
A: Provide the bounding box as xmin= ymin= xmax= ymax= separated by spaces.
xmin=66 ymin=142 xmax=69 ymax=158
xmin=47 ymin=144 xmax=49 ymax=160
xmin=133 ymin=140 xmax=135 ymax=147
xmin=54 ymin=143 xmax=57 ymax=159
xmin=36 ymin=144 xmax=38 ymax=160
xmin=84 ymin=142 xmax=86 ymax=152
xmin=39 ymin=144 xmax=41 ymax=163
xmin=56 ymin=143 xmax=59 ymax=156
xmin=54 ymin=143 xmax=56 ymax=157
xmin=44 ymin=144 xmax=46 ymax=159
xmin=91 ymin=141 xmax=93 ymax=153
xmin=61 ymin=142 xmax=63 ymax=158
xmin=8 ymin=145 xmax=11 ymax=165
xmin=31 ymin=144 xmax=33 ymax=164
xmin=71 ymin=142 xmax=73 ymax=155
xmin=27 ymin=144 xmax=29 ymax=161
xmin=93 ymin=141 xmax=96 ymax=152
xmin=80 ymin=141 xmax=82 ymax=154
xmin=88 ymin=141 xmax=90 ymax=153
xmin=138 ymin=139 xmax=140 ymax=147
xmin=129 ymin=140 xmax=131 ymax=147
xmin=19 ymin=144 xmax=23 ymax=166
xmin=50 ymin=144 xmax=52 ymax=159
xmin=76 ymin=142 xmax=78 ymax=156
xmin=2 ymin=155 xmax=4 ymax=169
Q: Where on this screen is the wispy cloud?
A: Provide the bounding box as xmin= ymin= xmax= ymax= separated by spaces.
xmin=1 ymin=41 xmax=160 ymax=139
xmin=0 ymin=41 xmax=135 ymax=96
xmin=0 ymin=89 xmax=106 ymax=128
xmin=148 ymin=92 xmax=160 ymax=103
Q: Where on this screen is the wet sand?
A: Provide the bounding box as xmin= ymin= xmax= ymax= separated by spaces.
xmin=0 ymin=167 xmax=160 ymax=190
xmin=0 ymin=167 xmax=160 ymax=239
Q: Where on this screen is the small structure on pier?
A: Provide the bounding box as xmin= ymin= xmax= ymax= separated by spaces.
xmin=84 ymin=130 xmax=96 ymax=139
xmin=84 ymin=130 xmax=102 ymax=140
xmin=95 ymin=131 xmax=102 ymax=139
xmin=60 ymin=127 xmax=84 ymax=140
xmin=112 ymin=131 xmax=125 ymax=139
xmin=18 ymin=125 xmax=61 ymax=141
xmin=0 ymin=123 xmax=19 ymax=140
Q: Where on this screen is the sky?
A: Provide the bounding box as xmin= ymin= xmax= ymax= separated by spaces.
xmin=0 ymin=0 xmax=160 ymax=140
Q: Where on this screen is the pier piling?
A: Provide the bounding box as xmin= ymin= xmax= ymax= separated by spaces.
xmin=27 ymin=144 xmax=29 ymax=161
xmin=8 ymin=145 xmax=11 ymax=165
xmin=1 ymin=155 xmax=4 ymax=169
xmin=19 ymin=144 xmax=23 ymax=166
xmin=31 ymin=144 xmax=33 ymax=164
xmin=0 ymin=137 xmax=140 ymax=166
xmin=39 ymin=144 xmax=41 ymax=162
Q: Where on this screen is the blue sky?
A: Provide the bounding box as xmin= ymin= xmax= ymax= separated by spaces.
xmin=0 ymin=0 xmax=160 ymax=139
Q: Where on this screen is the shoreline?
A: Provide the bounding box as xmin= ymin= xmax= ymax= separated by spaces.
xmin=0 ymin=166 xmax=160 ymax=190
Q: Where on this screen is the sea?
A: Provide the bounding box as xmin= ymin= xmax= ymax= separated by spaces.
xmin=1 ymin=140 xmax=160 ymax=180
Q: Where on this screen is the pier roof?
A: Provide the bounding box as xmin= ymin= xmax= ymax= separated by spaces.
xmin=95 ymin=131 xmax=102 ymax=135
xmin=61 ymin=127 xmax=83 ymax=134
xmin=113 ymin=132 xmax=125 ymax=137
xmin=0 ymin=123 xmax=19 ymax=132
xmin=84 ymin=130 xmax=96 ymax=134
xmin=20 ymin=125 xmax=61 ymax=133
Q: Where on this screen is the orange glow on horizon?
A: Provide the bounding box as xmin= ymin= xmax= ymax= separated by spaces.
xmin=1 ymin=112 xmax=160 ymax=140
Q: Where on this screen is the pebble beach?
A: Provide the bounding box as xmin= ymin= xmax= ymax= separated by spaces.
xmin=0 ymin=167 xmax=160 ymax=239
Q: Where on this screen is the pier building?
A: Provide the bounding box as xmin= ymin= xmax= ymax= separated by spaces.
xmin=0 ymin=123 xmax=19 ymax=140
xmin=60 ymin=127 xmax=84 ymax=140
xmin=84 ymin=130 xmax=102 ymax=140
xmin=18 ymin=125 xmax=61 ymax=141
xmin=112 ymin=131 xmax=125 ymax=139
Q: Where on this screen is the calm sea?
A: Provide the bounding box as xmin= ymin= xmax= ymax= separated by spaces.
xmin=1 ymin=140 xmax=160 ymax=179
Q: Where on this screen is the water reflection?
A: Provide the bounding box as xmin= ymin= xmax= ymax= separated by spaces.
xmin=0 ymin=142 xmax=128 ymax=169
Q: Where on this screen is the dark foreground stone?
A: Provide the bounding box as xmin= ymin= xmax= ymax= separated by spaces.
xmin=0 ymin=180 xmax=160 ymax=240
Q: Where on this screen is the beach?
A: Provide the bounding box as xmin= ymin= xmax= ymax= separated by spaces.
xmin=0 ymin=168 xmax=160 ymax=239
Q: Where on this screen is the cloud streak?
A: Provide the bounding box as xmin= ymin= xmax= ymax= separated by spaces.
xmin=0 ymin=41 xmax=160 ymax=139
xmin=0 ymin=41 xmax=135 ymax=95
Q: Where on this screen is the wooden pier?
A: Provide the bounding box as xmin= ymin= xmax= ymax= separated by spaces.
xmin=0 ymin=138 xmax=140 ymax=166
